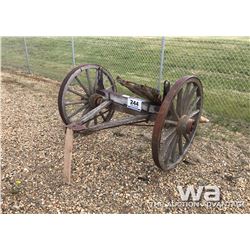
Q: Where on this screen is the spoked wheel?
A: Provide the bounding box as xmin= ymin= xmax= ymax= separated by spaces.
xmin=152 ymin=76 xmax=203 ymax=170
xmin=58 ymin=64 xmax=116 ymax=126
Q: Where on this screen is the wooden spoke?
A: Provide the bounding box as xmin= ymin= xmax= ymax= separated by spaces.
xmin=97 ymin=69 xmax=104 ymax=90
xmin=178 ymin=135 xmax=183 ymax=155
xmin=65 ymin=100 xmax=87 ymax=106
xmin=183 ymin=132 xmax=190 ymax=143
xmin=85 ymin=68 xmax=92 ymax=94
xmin=170 ymin=103 xmax=179 ymax=120
xmin=187 ymin=96 xmax=201 ymax=115
xmin=170 ymin=135 xmax=179 ymax=162
xmin=93 ymin=69 xmax=99 ymax=92
xmin=189 ymin=109 xmax=200 ymax=118
xmin=68 ymin=103 xmax=88 ymax=119
xmin=75 ymin=76 xmax=89 ymax=94
xmin=94 ymin=116 xmax=98 ymax=125
xmin=176 ymin=89 xmax=183 ymax=117
xmin=85 ymin=120 xmax=91 ymax=127
xmin=162 ymin=127 xmax=176 ymax=142
xmin=183 ymin=86 xmax=198 ymax=114
xmin=99 ymin=110 xmax=109 ymax=121
xmin=80 ymin=94 xmax=89 ymax=100
xmin=67 ymin=87 xmax=85 ymax=98
xmin=81 ymin=106 xmax=91 ymax=127
xmin=182 ymin=83 xmax=192 ymax=113
xmin=164 ymin=133 xmax=178 ymax=163
xmin=81 ymin=105 xmax=91 ymax=116
xmin=100 ymin=111 xmax=106 ymax=121
xmin=165 ymin=120 xmax=178 ymax=126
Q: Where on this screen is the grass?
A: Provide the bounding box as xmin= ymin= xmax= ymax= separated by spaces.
xmin=1 ymin=36 xmax=250 ymax=123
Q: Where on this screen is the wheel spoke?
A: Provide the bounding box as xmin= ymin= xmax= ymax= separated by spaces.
xmin=182 ymin=83 xmax=192 ymax=114
xmin=100 ymin=112 xmax=106 ymax=121
xmin=68 ymin=103 xmax=88 ymax=119
xmin=85 ymin=68 xmax=92 ymax=94
xmin=65 ymin=100 xmax=87 ymax=106
xmin=176 ymin=89 xmax=183 ymax=117
xmin=85 ymin=120 xmax=91 ymax=127
xmin=94 ymin=116 xmax=98 ymax=125
xmin=81 ymin=107 xmax=92 ymax=127
xmin=183 ymin=86 xmax=198 ymax=114
xmin=165 ymin=120 xmax=178 ymax=126
xmin=97 ymin=109 xmax=110 ymax=121
xmin=97 ymin=69 xmax=104 ymax=90
xmin=183 ymin=132 xmax=190 ymax=143
xmin=178 ymin=135 xmax=183 ymax=155
xmin=162 ymin=127 xmax=176 ymax=141
xmin=164 ymin=134 xmax=178 ymax=163
xmin=170 ymin=135 xmax=179 ymax=162
xmin=170 ymin=103 xmax=179 ymax=120
xmin=67 ymin=87 xmax=85 ymax=97
xmin=92 ymin=69 xmax=99 ymax=93
xmin=187 ymin=96 xmax=201 ymax=115
xmin=75 ymin=76 xmax=89 ymax=95
xmin=81 ymin=105 xmax=91 ymax=116
xmin=189 ymin=109 xmax=200 ymax=118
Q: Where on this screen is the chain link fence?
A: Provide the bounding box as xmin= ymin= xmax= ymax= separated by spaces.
xmin=1 ymin=36 xmax=250 ymax=122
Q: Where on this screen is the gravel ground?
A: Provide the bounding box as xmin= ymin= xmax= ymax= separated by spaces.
xmin=1 ymin=70 xmax=249 ymax=213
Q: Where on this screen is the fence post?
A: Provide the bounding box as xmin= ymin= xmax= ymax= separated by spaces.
xmin=71 ymin=37 xmax=76 ymax=66
xmin=23 ymin=37 xmax=31 ymax=74
xmin=158 ymin=36 xmax=166 ymax=90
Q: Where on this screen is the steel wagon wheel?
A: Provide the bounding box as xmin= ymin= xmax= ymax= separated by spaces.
xmin=152 ymin=76 xmax=203 ymax=170
xmin=58 ymin=64 xmax=116 ymax=126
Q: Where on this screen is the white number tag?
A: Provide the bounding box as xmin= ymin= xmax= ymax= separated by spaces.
xmin=127 ymin=97 xmax=142 ymax=111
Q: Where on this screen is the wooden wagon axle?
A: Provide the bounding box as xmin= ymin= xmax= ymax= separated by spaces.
xmin=66 ymin=88 xmax=207 ymax=134
xmin=58 ymin=64 xmax=208 ymax=184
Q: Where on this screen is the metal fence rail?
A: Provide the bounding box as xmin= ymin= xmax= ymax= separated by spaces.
xmin=1 ymin=36 xmax=250 ymax=122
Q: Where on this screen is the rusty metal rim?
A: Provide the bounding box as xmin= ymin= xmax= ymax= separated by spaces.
xmin=151 ymin=76 xmax=203 ymax=171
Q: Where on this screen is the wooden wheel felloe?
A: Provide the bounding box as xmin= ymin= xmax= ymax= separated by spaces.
xmin=58 ymin=64 xmax=116 ymax=126
xmin=152 ymin=76 xmax=203 ymax=171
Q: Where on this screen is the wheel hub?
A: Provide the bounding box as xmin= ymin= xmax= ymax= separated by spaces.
xmin=89 ymin=94 xmax=103 ymax=108
xmin=177 ymin=115 xmax=195 ymax=134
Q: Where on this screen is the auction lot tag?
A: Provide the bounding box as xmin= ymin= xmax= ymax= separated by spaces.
xmin=127 ymin=97 xmax=142 ymax=111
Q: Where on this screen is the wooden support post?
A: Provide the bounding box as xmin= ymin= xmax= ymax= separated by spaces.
xmin=63 ymin=128 xmax=74 ymax=184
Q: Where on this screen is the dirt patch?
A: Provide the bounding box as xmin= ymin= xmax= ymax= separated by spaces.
xmin=1 ymin=70 xmax=249 ymax=213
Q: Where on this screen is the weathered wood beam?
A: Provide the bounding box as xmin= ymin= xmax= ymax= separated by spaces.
xmin=98 ymin=89 xmax=160 ymax=114
xmin=71 ymin=115 xmax=149 ymax=134
xmin=63 ymin=128 xmax=73 ymax=184
xmin=113 ymin=103 xmax=156 ymax=122
xmin=79 ymin=100 xmax=111 ymax=123
xmin=116 ymin=76 xmax=162 ymax=105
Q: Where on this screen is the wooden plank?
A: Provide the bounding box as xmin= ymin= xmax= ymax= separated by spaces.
xmin=79 ymin=100 xmax=111 ymax=123
xmin=98 ymin=89 xmax=160 ymax=113
xmin=113 ymin=103 xmax=156 ymax=121
xmin=63 ymin=128 xmax=74 ymax=184
xmin=78 ymin=115 xmax=149 ymax=134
